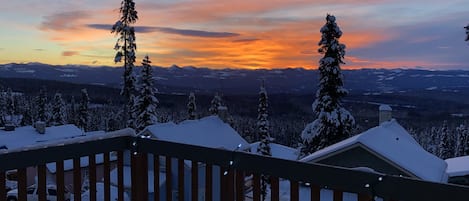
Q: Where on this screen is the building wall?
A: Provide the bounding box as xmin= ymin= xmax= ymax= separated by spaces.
xmin=313 ymin=146 xmax=412 ymax=177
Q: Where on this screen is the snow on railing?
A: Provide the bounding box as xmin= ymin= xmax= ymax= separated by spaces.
xmin=0 ymin=128 xmax=135 ymax=154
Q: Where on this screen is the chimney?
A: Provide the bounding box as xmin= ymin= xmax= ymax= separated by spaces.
xmin=35 ymin=121 xmax=46 ymax=134
xmin=379 ymin=104 xmax=392 ymax=125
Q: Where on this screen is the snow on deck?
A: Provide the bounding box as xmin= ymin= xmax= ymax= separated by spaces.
xmin=143 ymin=115 xmax=249 ymax=150
xmin=300 ymin=119 xmax=447 ymax=183
xmin=250 ymin=142 xmax=298 ymax=160
xmin=445 ymin=156 xmax=469 ymax=177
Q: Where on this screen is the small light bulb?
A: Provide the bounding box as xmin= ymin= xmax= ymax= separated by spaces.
xmin=133 ymin=152 xmax=138 ymax=155
xmin=365 ymin=184 xmax=370 ymax=188
xmin=229 ymin=161 xmax=233 ymax=165
xmin=223 ymin=171 xmax=228 ymax=176
xmin=378 ymin=177 xmax=383 ymax=181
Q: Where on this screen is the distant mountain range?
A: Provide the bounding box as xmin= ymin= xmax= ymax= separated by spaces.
xmin=1 ymin=62 xmax=468 ymax=95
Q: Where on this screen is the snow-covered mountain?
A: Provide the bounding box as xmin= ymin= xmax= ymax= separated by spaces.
xmin=1 ymin=63 xmax=468 ymax=95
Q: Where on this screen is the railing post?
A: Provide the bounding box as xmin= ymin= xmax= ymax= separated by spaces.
xmin=73 ymin=158 xmax=81 ymax=201
xmin=104 ymin=152 xmax=111 ymax=201
xmin=0 ymin=171 xmax=6 ymax=201
xmin=17 ymin=168 xmax=27 ymax=201
xmin=117 ymin=151 xmax=124 ymax=201
xmin=56 ymin=161 xmax=65 ymax=201
xmin=89 ymin=154 xmax=97 ymax=201
xmin=131 ymin=152 xmax=148 ymax=201
xmin=38 ymin=164 xmax=47 ymax=201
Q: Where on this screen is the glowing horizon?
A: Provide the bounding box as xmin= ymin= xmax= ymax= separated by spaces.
xmin=1 ymin=0 xmax=468 ymax=70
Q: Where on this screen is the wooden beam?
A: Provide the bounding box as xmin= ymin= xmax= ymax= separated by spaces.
xmin=117 ymin=151 xmax=124 ymax=201
xmin=270 ymin=176 xmax=279 ymax=201
xmin=89 ymin=154 xmax=96 ymax=201
xmin=104 ymin=152 xmax=111 ymax=201
xmin=56 ymin=161 xmax=65 ymax=201
xmin=73 ymin=158 xmax=81 ymax=201
xmin=205 ymin=164 xmax=213 ymax=201
xmin=178 ymin=159 xmax=184 ymax=201
xmin=191 ymin=161 xmax=198 ymax=201
xmin=290 ymin=180 xmax=299 ymax=201
xmin=37 ymin=164 xmax=47 ymax=201
xmin=17 ymin=168 xmax=27 ymax=201
xmin=154 ymin=155 xmax=160 ymax=201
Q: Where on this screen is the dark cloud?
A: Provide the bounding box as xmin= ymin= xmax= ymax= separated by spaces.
xmin=40 ymin=11 xmax=88 ymax=31
xmin=92 ymin=60 xmax=98 ymax=64
xmin=62 ymin=51 xmax=79 ymax=56
xmin=87 ymin=24 xmax=240 ymax=38
xmin=232 ymin=38 xmax=260 ymax=43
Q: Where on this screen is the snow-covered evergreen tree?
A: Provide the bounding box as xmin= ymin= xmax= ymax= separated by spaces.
xmin=78 ymin=89 xmax=90 ymax=131
xmin=112 ymin=0 xmax=138 ymax=127
xmin=36 ymin=88 xmax=48 ymax=123
xmin=0 ymin=87 xmax=6 ymax=125
xmin=187 ymin=92 xmax=197 ymax=120
xmin=256 ymin=81 xmax=271 ymax=201
xmin=51 ymin=93 xmax=67 ymax=126
xmin=133 ymin=55 xmax=158 ymax=132
xmin=209 ymin=93 xmax=222 ymax=115
xmin=5 ymin=88 xmax=14 ymax=117
xmin=438 ymin=121 xmax=453 ymax=159
xmin=455 ymin=124 xmax=469 ymax=156
xmin=300 ymin=14 xmax=355 ymax=157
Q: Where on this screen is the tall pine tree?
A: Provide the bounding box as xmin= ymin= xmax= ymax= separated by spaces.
xmin=51 ymin=92 xmax=66 ymax=126
xmin=209 ymin=93 xmax=222 ymax=115
xmin=78 ymin=89 xmax=90 ymax=131
xmin=36 ymin=87 xmax=48 ymax=123
xmin=438 ymin=121 xmax=453 ymax=159
xmin=187 ymin=92 xmax=197 ymax=120
xmin=112 ymin=0 xmax=138 ymax=128
xmin=133 ymin=55 xmax=159 ymax=132
xmin=455 ymin=124 xmax=469 ymax=157
xmin=256 ymin=81 xmax=271 ymax=201
xmin=300 ymin=14 xmax=355 ymax=157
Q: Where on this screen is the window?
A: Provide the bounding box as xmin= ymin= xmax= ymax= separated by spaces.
xmin=48 ymin=189 xmax=57 ymax=196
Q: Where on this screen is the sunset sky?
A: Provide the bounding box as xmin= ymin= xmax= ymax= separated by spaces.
xmin=1 ymin=0 xmax=468 ymax=70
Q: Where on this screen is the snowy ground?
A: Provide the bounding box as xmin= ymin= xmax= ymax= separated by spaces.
xmin=71 ymin=183 xmax=130 ymax=201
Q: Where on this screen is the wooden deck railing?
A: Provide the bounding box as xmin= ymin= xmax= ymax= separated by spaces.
xmin=1 ymin=132 xmax=469 ymax=201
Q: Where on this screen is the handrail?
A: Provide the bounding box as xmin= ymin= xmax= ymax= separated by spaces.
xmin=1 ymin=135 xmax=469 ymax=201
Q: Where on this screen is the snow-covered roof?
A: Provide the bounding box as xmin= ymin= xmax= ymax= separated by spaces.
xmin=250 ymin=142 xmax=298 ymax=161
xmin=143 ymin=116 xmax=249 ymax=150
xmin=300 ymin=119 xmax=448 ymax=182
xmin=379 ymin=104 xmax=392 ymax=111
xmin=0 ymin=124 xmax=85 ymax=151
xmin=445 ymin=156 xmax=469 ymax=177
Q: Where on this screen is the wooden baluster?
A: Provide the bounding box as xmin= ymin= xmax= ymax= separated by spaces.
xmin=290 ymin=180 xmax=299 ymax=201
xmin=89 ymin=154 xmax=96 ymax=201
xmin=73 ymin=158 xmax=81 ymax=201
xmin=154 ymin=155 xmax=160 ymax=201
xmin=311 ymin=185 xmax=321 ymax=201
xmin=252 ymin=173 xmax=261 ymax=201
xmin=191 ymin=161 xmax=198 ymax=201
xmin=0 ymin=171 xmax=5 ymax=201
xmin=38 ymin=164 xmax=47 ymax=201
xmin=333 ymin=190 xmax=343 ymax=201
xmin=205 ymin=164 xmax=213 ymax=201
xmin=178 ymin=159 xmax=184 ymax=201
xmin=270 ymin=176 xmax=279 ymax=201
xmin=56 ymin=161 xmax=65 ymax=201
xmin=104 ymin=153 xmax=111 ymax=201
xmin=165 ymin=156 xmax=172 ymax=201
xmin=117 ymin=151 xmax=124 ymax=201
xmin=17 ymin=168 xmax=27 ymax=201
